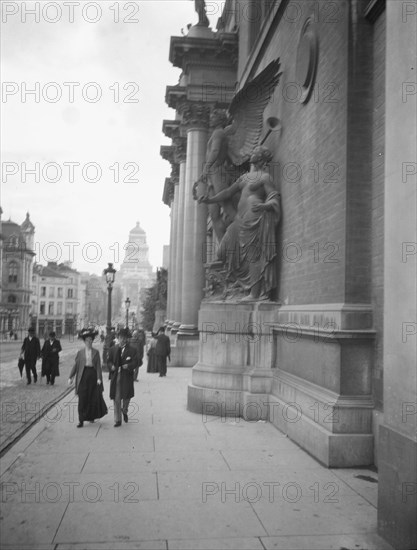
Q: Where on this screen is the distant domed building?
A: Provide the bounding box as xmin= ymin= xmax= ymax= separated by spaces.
xmin=117 ymin=222 xmax=153 ymax=326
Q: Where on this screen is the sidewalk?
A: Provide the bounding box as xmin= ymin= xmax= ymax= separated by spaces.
xmin=0 ymin=368 xmax=394 ymax=550
xmin=0 ymin=341 xmax=85 ymax=454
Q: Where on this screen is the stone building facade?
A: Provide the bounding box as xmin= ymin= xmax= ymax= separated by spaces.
xmin=161 ymin=1 xmax=416 ymax=548
xmin=0 ymin=213 xmax=36 ymax=336
xmin=31 ymin=261 xmax=82 ymax=337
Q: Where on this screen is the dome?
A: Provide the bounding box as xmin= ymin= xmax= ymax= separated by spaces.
xmin=187 ymin=24 xmax=214 ymax=39
xmin=130 ymin=222 xmax=145 ymax=235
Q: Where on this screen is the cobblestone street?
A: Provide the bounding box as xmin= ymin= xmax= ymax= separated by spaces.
xmin=0 ymin=340 xmax=94 ymax=454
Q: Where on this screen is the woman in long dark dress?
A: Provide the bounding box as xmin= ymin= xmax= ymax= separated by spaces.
xmin=146 ymin=333 xmax=158 ymax=373
xmin=68 ymin=328 xmax=107 ymax=427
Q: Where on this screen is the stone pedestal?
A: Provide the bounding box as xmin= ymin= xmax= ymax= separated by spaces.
xmin=188 ymin=301 xmax=376 ymax=467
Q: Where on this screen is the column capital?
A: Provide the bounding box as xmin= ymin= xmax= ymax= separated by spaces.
xmin=173 ymin=136 xmax=187 ymax=164
xmin=179 ymin=101 xmax=210 ymax=131
xmin=160 ymin=145 xmax=180 ymax=183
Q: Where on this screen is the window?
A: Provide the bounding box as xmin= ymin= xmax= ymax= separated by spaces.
xmin=7 ymin=235 xmax=19 ymax=248
xmin=68 ymin=288 xmax=73 ymax=298
xmin=41 ymin=286 xmax=46 ymax=297
xmin=67 ymin=302 xmax=73 ymax=313
xmin=58 ymin=287 xmax=63 ymax=298
xmin=57 ymin=302 xmax=63 ymax=315
xmin=48 ymin=303 xmax=54 ymax=315
xmin=8 ymin=295 xmax=17 ymax=303
xmin=40 ymin=302 xmax=45 ymax=315
xmin=8 ymin=262 xmax=18 ymax=283
xmin=49 ymin=287 xmax=55 ymax=298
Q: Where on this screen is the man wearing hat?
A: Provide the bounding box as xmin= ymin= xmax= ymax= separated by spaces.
xmin=108 ymin=328 xmax=137 ymax=427
xmin=20 ymin=328 xmax=41 ymax=385
xmin=41 ymin=331 xmax=62 ymax=385
xmin=155 ymin=326 xmax=171 ymax=378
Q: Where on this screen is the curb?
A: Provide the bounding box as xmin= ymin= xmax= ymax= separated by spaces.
xmin=0 ymin=385 xmax=74 ymax=458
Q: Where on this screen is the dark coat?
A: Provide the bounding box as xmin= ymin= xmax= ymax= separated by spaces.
xmin=41 ymin=338 xmax=62 ymax=377
xmin=130 ymin=338 xmax=144 ymax=367
xmin=155 ymin=333 xmax=171 ymax=358
xmin=69 ymin=347 xmax=103 ymax=395
xmin=108 ymin=344 xmax=137 ymax=400
xmin=21 ymin=336 xmax=41 ymax=367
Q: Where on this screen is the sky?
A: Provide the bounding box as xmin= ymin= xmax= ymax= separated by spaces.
xmin=1 ymin=0 xmax=225 ymax=275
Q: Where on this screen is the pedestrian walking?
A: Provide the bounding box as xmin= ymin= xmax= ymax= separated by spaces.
xmin=155 ymin=326 xmax=171 ymax=378
xmin=68 ymin=328 xmax=107 ymax=428
xmin=146 ymin=332 xmax=158 ymax=373
xmin=41 ymin=331 xmax=62 ymax=385
xmin=20 ymin=327 xmax=41 ymax=385
xmin=108 ymin=328 xmax=137 ymax=427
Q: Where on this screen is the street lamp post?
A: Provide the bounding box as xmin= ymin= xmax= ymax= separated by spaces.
xmin=125 ymin=297 xmax=130 ymax=330
xmin=103 ymin=262 xmax=116 ymax=369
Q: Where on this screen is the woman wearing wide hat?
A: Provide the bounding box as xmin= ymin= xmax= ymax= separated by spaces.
xmin=68 ymin=328 xmax=107 ymax=427
xmin=146 ymin=332 xmax=158 ymax=373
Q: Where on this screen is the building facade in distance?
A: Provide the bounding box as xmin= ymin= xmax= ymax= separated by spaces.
xmin=31 ymin=261 xmax=81 ymax=338
xmin=0 ymin=213 xmax=36 ymax=336
xmin=117 ymin=221 xmax=153 ymax=326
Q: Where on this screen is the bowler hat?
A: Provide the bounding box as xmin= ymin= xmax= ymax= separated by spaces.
xmin=118 ymin=328 xmax=131 ymax=339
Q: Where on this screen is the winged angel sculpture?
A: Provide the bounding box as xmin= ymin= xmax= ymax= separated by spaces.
xmin=193 ymin=60 xmax=282 ymax=301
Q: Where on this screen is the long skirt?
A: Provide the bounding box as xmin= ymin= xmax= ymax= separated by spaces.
xmin=147 ymin=349 xmax=158 ymax=373
xmin=78 ymin=368 xmax=107 ymax=422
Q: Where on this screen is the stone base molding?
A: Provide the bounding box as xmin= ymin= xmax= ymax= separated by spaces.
xmin=188 ymin=301 xmax=376 ymax=466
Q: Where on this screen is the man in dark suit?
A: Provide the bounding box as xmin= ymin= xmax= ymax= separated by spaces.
xmin=21 ymin=327 xmax=41 ymax=385
xmin=155 ymin=326 xmax=171 ymax=378
xmin=41 ymin=331 xmax=62 ymax=385
xmin=108 ymin=329 xmax=137 ymax=427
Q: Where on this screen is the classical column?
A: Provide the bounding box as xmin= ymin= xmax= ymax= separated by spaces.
xmin=178 ymin=102 xmax=209 ymax=335
xmin=172 ymin=138 xmax=187 ymax=328
xmin=160 ymin=145 xmax=178 ymax=329
xmin=166 ymin=178 xmax=176 ymax=324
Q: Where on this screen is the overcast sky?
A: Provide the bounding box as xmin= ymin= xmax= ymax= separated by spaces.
xmin=1 ymin=0 xmax=224 ymax=275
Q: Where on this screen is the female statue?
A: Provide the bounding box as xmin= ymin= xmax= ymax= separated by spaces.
xmin=200 ymin=146 xmax=281 ymax=300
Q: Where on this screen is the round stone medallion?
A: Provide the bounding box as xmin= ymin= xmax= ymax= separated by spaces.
xmin=295 ymin=18 xmax=319 ymax=103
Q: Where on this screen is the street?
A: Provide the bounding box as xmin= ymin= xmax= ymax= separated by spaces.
xmin=0 ymin=339 xmax=103 ymax=454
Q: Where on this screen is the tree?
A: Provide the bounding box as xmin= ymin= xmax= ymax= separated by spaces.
xmin=140 ymin=268 xmax=168 ymax=331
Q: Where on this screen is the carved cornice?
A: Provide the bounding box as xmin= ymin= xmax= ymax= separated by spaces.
xmin=162 ymin=119 xmax=181 ymax=139
xmin=165 ymin=85 xmax=186 ymax=110
xmin=169 ymin=32 xmax=238 ymax=70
